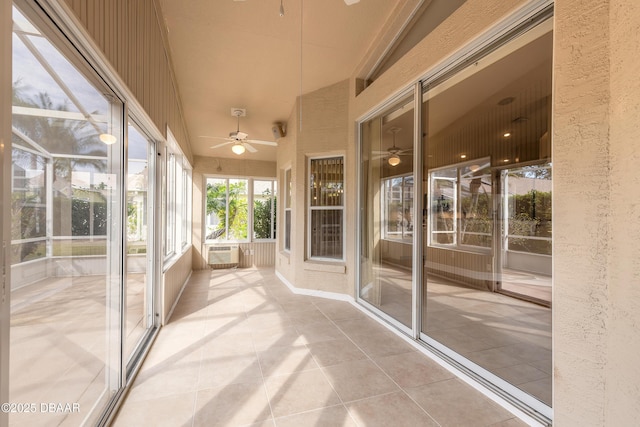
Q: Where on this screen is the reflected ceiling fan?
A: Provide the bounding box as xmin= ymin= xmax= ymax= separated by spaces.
xmin=373 ymin=127 xmax=412 ymax=166
xmin=200 ymin=108 xmax=278 ymax=155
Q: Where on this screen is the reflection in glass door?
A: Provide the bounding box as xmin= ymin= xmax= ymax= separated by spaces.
xmin=359 ymin=93 xmax=415 ymax=329
xmin=125 ymin=123 xmax=155 ymax=366
xmin=10 ymin=4 xmax=124 ymax=424
xmin=500 ymin=164 xmax=552 ymax=305
xmin=420 ymin=17 xmax=554 ymax=415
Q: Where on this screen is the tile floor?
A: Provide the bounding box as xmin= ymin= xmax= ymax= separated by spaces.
xmin=9 ymin=271 xmax=148 ymax=426
xmin=114 ymin=268 xmax=530 ymax=426
xmin=363 ymin=265 xmax=552 ymax=406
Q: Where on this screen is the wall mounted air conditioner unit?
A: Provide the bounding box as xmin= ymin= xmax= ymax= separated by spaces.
xmin=208 ymin=245 xmax=240 ymax=268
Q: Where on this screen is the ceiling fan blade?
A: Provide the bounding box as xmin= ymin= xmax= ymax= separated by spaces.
xmin=246 ymin=139 xmax=277 ymax=146
xmin=200 ymin=135 xmax=229 ymax=140
xmin=236 ymin=131 xmax=248 ymax=140
xmin=210 ymin=141 xmax=233 ymax=149
xmin=244 ymin=143 xmax=258 ymax=153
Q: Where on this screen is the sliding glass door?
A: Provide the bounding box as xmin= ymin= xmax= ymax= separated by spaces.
xmin=125 ymin=123 xmax=156 ymax=368
xmin=359 ymin=93 xmax=415 ymax=330
xmin=9 ymin=3 xmax=158 ymax=424
xmin=358 ymin=10 xmax=554 ymax=421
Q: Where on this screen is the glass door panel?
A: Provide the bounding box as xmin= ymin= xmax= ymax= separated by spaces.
xmin=420 ymin=19 xmax=554 ymax=411
xmin=125 ymin=123 xmax=155 ymax=365
xmin=10 ymin=5 xmax=124 ymax=425
xmin=359 ymin=93 xmax=415 ymax=329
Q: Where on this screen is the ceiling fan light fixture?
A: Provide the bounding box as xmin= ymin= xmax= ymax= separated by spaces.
xmin=99 ymin=133 xmax=117 ymax=145
xmin=232 ymin=143 xmax=246 ymax=155
xmin=388 ymin=154 xmax=401 ymax=166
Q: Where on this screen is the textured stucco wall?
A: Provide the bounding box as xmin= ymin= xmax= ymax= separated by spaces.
xmin=607 ymin=1 xmax=640 ymax=423
xmin=554 ymin=0 xmax=640 ymax=424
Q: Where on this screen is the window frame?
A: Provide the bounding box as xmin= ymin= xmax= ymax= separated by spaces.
xmin=307 ymin=155 xmax=345 ymax=262
xmin=204 ymin=175 xmax=277 ymax=244
xmin=252 ymin=179 xmax=276 ymax=241
xmin=382 ymin=173 xmax=414 ymax=243
xmin=428 ymin=157 xmax=493 ymax=253
xmin=283 ymin=168 xmax=291 ymax=252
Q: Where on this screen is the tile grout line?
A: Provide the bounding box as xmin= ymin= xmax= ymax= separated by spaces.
xmin=310 ymin=299 xmax=443 ymax=427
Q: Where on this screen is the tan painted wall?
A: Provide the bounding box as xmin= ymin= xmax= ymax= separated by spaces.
xmin=191 ymin=155 xmax=277 ymax=270
xmin=554 ymin=0 xmax=640 ymax=424
xmin=162 ymin=247 xmax=192 ymax=324
xmin=276 ymin=80 xmax=354 ymax=295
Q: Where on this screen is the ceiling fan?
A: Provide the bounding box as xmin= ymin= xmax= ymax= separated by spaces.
xmin=373 ymin=127 xmax=412 ymax=166
xmin=200 ymin=108 xmax=278 ymax=155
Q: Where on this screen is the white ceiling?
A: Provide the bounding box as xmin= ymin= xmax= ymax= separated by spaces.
xmin=158 ymin=0 xmax=402 ymax=162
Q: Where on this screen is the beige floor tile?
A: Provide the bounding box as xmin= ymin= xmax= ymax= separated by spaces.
xmin=322 ymin=359 xmax=399 ymax=403
xmin=264 ymin=369 xmax=342 ymax=418
xmin=113 ymin=392 xmax=196 ymax=427
xmin=200 ymin=331 xmax=255 ymax=357
xmin=465 ymin=347 xmax=526 ymax=371
xmin=199 ymin=353 xmax=263 ymax=389
xmin=286 ymin=308 xmax=330 ymax=325
xmin=126 ymin=359 xmax=201 ymax=403
xmin=347 ymin=330 xmax=416 ymax=358
xmin=306 ymin=338 xmax=367 ymax=367
xmin=373 ymin=350 xmax=455 ymax=388
xmin=334 ymin=317 xmax=390 ymax=337
xmin=346 ymin=391 xmax=439 ymax=427
xmin=518 ymin=376 xmax=552 ymax=406
xmin=406 ymin=378 xmax=515 ymax=426
xmin=193 ymin=382 xmax=272 ymax=426
xmin=494 ymin=363 xmax=549 ymax=386
xmin=489 ymin=417 xmax=530 ymax=426
xmin=295 ymin=320 xmax=348 ymax=344
xmin=251 ymin=325 xmax=307 ymax=351
xmin=274 ymin=404 xmax=356 ymax=427
xmin=314 ymin=300 xmax=367 ymax=322
xmin=257 ymin=344 xmax=319 ymax=377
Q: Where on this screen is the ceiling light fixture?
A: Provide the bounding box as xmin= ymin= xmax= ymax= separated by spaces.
xmin=279 ymin=0 xmax=284 ymax=16
xmin=232 ymin=143 xmax=245 ymax=155
xmin=460 ymin=154 xmax=467 ymax=159
xmin=99 ymin=133 xmax=116 ymax=145
xmin=503 ymin=132 xmax=512 ymax=138
xmin=388 ymin=154 xmax=401 ymax=166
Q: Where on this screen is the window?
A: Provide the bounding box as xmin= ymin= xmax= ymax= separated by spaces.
xmin=309 ymin=156 xmax=344 ymax=260
xmin=205 ymin=177 xmax=249 ymax=241
xmin=383 ymin=175 xmax=414 ymax=241
xmin=163 ymin=129 xmax=191 ymax=260
xmin=165 ymin=152 xmax=176 ymax=257
xmin=429 ymin=159 xmax=492 ymax=250
xmin=181 ymin=159 xmax=192 ymax=248
xmin=253 ymin=180 xmax=276 ymax=240
xmin=284 ymin=168 xmax=291 ymax=251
